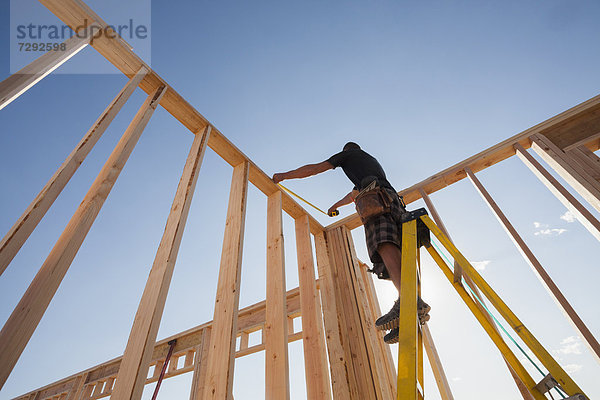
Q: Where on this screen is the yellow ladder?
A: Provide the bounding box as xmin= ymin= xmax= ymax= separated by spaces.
xmin=396 ymin=209 xmax=589 ymax=400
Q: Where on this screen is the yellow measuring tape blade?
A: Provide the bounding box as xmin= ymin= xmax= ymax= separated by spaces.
xmin=278 ymin=184 xmax=329 ymax=216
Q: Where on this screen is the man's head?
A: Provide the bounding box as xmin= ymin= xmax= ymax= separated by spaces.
xmin=343 ymin=142 xmax=360 ymax=151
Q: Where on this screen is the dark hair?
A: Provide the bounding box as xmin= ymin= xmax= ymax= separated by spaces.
xmin=343 ymin=142 xmax=360 ymax=151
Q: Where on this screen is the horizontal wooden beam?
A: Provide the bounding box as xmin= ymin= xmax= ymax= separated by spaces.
xmin=14 ymin=285 xmax=305 ymax=400
xmin=327 ymin=94 xmax=600 ymax=231
xmin=36 ymin=0 xmax=324 ymax=235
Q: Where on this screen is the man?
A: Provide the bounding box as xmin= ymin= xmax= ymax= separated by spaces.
xmin=272 ymin=142 xmax=430 ymax=344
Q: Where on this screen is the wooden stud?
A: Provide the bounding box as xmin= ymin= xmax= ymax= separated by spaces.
xmin=531 ymin=134 xmax=600 ymax=213
xmin=0 ymin=33 xmax=90 ymax=110
xmin=422 ymin=325 xmax=454 ymax=400
xmin=66 ymin=372 xmax=88 ymax=400
xmin=111 ymin=125 xmax=211 ymax=399
xmin=32 ymin=0 xmax=600 ymax=236
xmin=239 ymin=332 xmax=249 ymax=351
xmin=265 ymin=191 xmax=290 ymax=400
xmin=419 ymin=186 xmax=535 ymax=400
xmin=168 ymin=355 xmax=179 ymax=374
xmin=515 ymin=143 xmax=600 ymax=242
xmin=294 ymin=214 xmax=332 ymax=400
xmin=341 ymin=227 xmax=394 ymax=400
xmin=184 ymin=350 xmax=195 ymax=368
xmin=469 ymin=160 xmax=600 ymax=363
xmin=153 ymin=361 xmax=164 ymax=379
xmin=202 ymin=161 xmax=249 ymax=400
xmin=0 ymin=68 xmax=147 ymax=277
xmin=567 ymin=147 xmax=600 ymax=181
xmin=0 ymin=85 xmax=166 ymax=390
xmin=327 ymin=228 xmax=374 ymax=399
xmin=314 ymin=232 xmax=352 ymax=400
xmin=357 ymin=261 xmax=397 ymax=397
xmin=15 ymin=286 xmax=302 ymax=400
xmin=189 ymin=328 xmax=211 ymax=400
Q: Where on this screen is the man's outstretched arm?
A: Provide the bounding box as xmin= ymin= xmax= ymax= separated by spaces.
xmin=328 ymin=190 xmax=358 ymax=215
xmin=272 ymin=161 xmax=333 ymax=183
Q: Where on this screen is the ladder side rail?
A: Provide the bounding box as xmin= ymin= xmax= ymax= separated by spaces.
xmin=421 ymin=215 xmax=588 ymax=398
xmin=424 ymin=244 xmax=545 ymax=400
xmin=419 ymin=188 xmax=536 ymax=400
xmin=468 ymin=160 xmax=600 ymax=365
xmin=396 ymin=219 xmax=419 ymax=400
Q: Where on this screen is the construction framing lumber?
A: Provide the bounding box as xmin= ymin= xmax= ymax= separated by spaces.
xmin=189 ymin=328 xmax=211 ymax=400
xmin=357 ymin=261 xmax=397 ymax=397
xmin=423 ymin=215 xmax=587 ymax=398
xmin=1 ymin=1 xmax=598 ymax=398
xmin=511 ymin=147 xmax=600 ymax=362
xmin=0 ymin=85 xmax=166 ymax=390
xmin=531 ymin=134 xmax=600 ymax=213
xmin=328 ymin=95 xmax=600 ymax=232
xmin=0 ymin=32 xmax=90 ymax=110
xmin=37 ymin=0 xmax=324 ymax=236
xmin=422 ymin=325 xmax=454 ymax=400
xmin=112 ymin=126 xmax=211 ymax=399
xmin=294 ymin=215 xmax=332 ymax=400
xmin=265 ymin=191 xmax=290 ymax=400
xmin=15 ymin=287 xmax=305 ymax=400
xmin=425 ymin=244 xmax=544 ymax=400
xmin=313 ymin=232 xmax=352 ymax=400
xmin=419 ymin=187 xmax=535 ymax=399
xmin=203 ymin=161 xmax=249 ymax=400
xmin=0 ymin=67 xmax=147 ymax=277
xmin=515 ymin=143 xmax=600 ymax=241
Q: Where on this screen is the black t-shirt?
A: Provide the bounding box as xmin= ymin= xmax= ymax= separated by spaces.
xmin=326 ymin=149 xmax=395 ymax=191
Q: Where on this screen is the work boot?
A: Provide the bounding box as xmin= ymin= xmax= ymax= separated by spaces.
xmin=375 ymin=297 xmax=431 ymax=331
xmin=384 ymin=328 xmax=399 ymax=344
xmin=375 ymin=298 xmax=400 ymax=331
xmin=383 ymin=312 xmax=431 ymax=345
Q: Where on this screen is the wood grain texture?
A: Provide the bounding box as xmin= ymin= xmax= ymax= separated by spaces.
xmin=265 ymin=191 xmax=290 ymax=400
xmin=112 ymin=126 xmax=211 ymax=399
xmin=294 ymin=215 xmax=332 ymax=400
xmin=314 ymin=232 xmax=352 ymax=400
xmin=0 ymin=33 xmax=90 ymax=110
xmin=202 ymin=162 xmax=249 ymax=400
xmin=531 ymin=134 xmax=600 ymax=213
xmin=422 ymin=325 xmax=454 ymax=400
xmin=0 ymin=86 xmax=165 ymax=390
xmin=420 ymin=186 xmax=535 ymax=400
xmin=0 ymin=68 xmax=147 ymax=277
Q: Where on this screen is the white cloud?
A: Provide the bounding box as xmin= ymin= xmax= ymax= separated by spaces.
xmin=564 ymin=364 xmax=582 ymax=374
xmin=451 ymin=377 xmax=462 ymax=382
xmin=533 ymin=222 xmax=567 ymax=236
xmin=534 ymin=228 xmax=567 ymax=236
xmin=471 ymin=260 xmax=491 ymax=271
xmin=555 ymin=336 xmax=583 ymax=355
xmin=560 ymin=210 xmax=576 ymax=223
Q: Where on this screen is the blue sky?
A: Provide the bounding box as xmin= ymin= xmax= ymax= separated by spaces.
xmin=1 ymin=0 xmax=600 ymax=399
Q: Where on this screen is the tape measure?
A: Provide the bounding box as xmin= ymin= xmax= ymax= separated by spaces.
xmin=278 ymin=184 xmax=338 ymax=217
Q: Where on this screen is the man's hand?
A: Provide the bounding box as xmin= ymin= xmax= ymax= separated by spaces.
xmin=327 ymin=206 xmax=339 ymax=216
xmin=272 ymin=173 xmax=287 ymax=184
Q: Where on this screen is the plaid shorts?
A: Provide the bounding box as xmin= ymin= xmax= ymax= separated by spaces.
xmin=363 ymin=188 xmax=406 ymax=267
